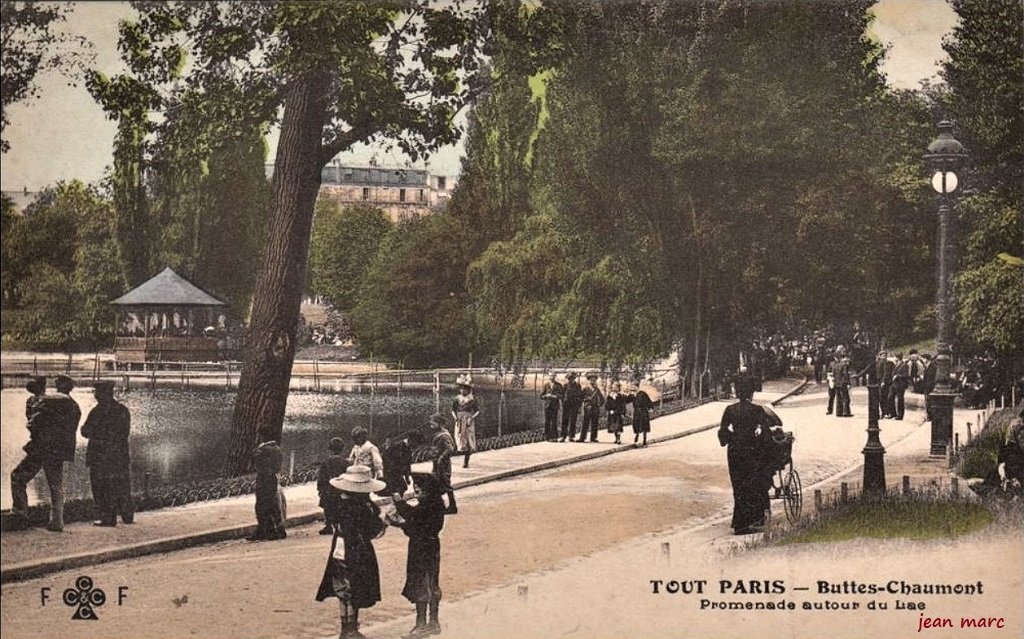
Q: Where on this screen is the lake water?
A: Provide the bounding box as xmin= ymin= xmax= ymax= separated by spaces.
xmin=0 ymin=386 xmax=545 ymax=509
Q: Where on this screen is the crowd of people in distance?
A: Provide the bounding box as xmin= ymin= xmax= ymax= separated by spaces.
xmin=11 ymin=375 xmax=133 ymax=532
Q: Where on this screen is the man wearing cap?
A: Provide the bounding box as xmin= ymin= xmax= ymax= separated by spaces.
xmin=560 ymin=372 xmax=583 ymax=442
xmin=11 ymin=376 xmax=80 ymax=531
xmin=248 ymin=438 xmax=285 ymax=541
xmin=830 ymin=346 xmax=853 ymax=418
xmin=427 ymin=413 xmax=458 ymax=514
xmin=82 ymin=380 xmax=134 ymax=527
xmin=540 ymin=372 xmax=564 ymax=442
xmin=875 ymin=350 xmax=896 ymax=419
xmin=318 ymin=437 xmax=348 ymax=535
xmin=890 ymin=352 xmax=911 ymax=420
xmin=25 ymin=375 xmax=45 ymax=419
xmin=577 ymin=372 xmax=604 ymax=443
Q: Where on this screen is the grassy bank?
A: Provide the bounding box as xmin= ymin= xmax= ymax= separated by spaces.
xmin=779 ymin=498 xmax=993 ymax=544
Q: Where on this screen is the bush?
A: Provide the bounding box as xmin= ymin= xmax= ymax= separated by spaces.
xmin=957 ymin=408 xmax=1017 ymax=480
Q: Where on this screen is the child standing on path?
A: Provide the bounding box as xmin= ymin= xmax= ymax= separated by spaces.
xmin=427 ymin=413 xmax=458 ymax=514
xmin=391 ymin=472 xmax=447 ymax=637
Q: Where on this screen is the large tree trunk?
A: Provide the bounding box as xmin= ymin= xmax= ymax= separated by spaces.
xmin=226 ymin=71 xmax=329 ymax=476
xmin=689 ymin=194 xmax=703 ymax=399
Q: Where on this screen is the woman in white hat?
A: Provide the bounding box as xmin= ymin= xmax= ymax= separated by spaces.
xmin=315 ymin=465 xmax=387 ymax=639
xmin=451 ymin=375 xmax=480 ymax=468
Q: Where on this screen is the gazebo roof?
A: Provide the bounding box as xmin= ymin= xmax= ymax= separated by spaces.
xmin=111 ymin=267 xmax=226 ymax=307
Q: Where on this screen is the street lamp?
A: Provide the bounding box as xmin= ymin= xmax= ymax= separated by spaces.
xmin=924 ymin=120 xmax=968 ymax=456
xmin=862 ymin=362 xmax=886 ymax=496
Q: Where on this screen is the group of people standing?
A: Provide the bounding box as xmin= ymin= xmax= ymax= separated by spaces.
xmin=314 ymin=463 xmax=448 ymax=639
xmin=313 ymin=411 xmax=462 ymax=638
xmin=822 ymin=346 xmax=929 ymax=421
xmin=873 ymin=349 xmax=927 ymax=420
xmin=11 ymin=376 xmax=134 ymax=531
xmin=541 ymin=371 xmax=655 ymax=446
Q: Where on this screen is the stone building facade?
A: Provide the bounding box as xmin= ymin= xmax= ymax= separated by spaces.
xmin=265 ymin=163 xmax=457 ymax=223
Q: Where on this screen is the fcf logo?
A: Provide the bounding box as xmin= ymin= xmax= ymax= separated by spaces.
xmin=40 ymin=576 xmax=128 ymax=620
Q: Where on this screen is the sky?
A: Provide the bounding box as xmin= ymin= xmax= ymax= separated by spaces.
xmin=0 ymin=0 xmax=958 ymax=193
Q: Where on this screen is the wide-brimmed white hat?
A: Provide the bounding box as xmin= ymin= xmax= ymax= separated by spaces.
xmin=329 ymin=465 xmax=386 ymax=493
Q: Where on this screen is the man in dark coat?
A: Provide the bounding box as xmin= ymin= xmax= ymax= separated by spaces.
xmin=82 ymin=380 xmax=134 ymax=527
xmin=11 ymin=375 xmax=80 ymax=531
xmin=875 ymin=352 xmax=896 ymax=418
xmin=427 ymin=414 xmax=458 ymax=514
xmin=831 ymin=346 xmax=853 ymax=417
xmin=890 ymin=352 xmax=910 ymax=420
xmin=249 ymin=438 xmax=285 ymax=541
xmin=560 ymin=372 xmax=583 ymax=442
xmin=628 ymin=381 xmax=654 ymax=447
xmin=540 ymin=372 xmax=564 ymax=441
xmin=382 ymin=431 xmax=420 ymax=498
xmin=318 ymin=437 xmax=348 ymax=535
xmin=749 ymin=342 xmax=765 ymax=392
xmin=576 ymin=372 xmax=604 ymax=443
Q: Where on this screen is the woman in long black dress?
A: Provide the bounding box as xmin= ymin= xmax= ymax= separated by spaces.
xmin=605 ymin=382 xmax=627 ymax=444
xmin=316 ymin=465 xmax=387 ymax=639
xmin=718 ymin=375 xmax=774 ymax=534
xmin=628 ymin=381 xmax=654 ymax=447
xmin=392 ymin=472 xmax=447 ymax=637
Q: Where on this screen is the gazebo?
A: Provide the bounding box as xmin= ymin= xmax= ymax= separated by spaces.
xmin=111 ymin=267 xmax=232 ymax=364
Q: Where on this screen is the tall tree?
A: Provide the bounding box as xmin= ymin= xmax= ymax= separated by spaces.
xmin=147 ymin=80 xmax=271 ymax=318
xmin=471 ymin=0 xmax=934 ymax=373
xmin=351 ymin=214 xmax=480 ymax=368
xmin=108 ymin=1 xmax=555 ymax=474
xmin=88 ymin=60 xmax=161 ymax=287
xmin=352 ymin=5 xmax=559 ymax=368
xmin=942 ymin=0 xmax=1024 ymax=355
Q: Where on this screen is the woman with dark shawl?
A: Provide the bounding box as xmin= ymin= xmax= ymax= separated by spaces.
xmin=718 ymin=375 xmax=775 ymax=534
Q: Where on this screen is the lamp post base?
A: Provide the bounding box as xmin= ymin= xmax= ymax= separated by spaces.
xmin=863 ymin=384 xmax=886 ymax=496
xmin=928 ymin=391 xmax=956 ymax=456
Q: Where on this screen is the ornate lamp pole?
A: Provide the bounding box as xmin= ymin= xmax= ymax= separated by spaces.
xmin=862 ymin=362 xmax=886 ymax=495
xmin=924 ymin=121 xmax=967 ymax=456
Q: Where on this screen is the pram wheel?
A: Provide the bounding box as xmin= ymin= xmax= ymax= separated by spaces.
xmin=783 ymin=468 xmax=802 ymax=523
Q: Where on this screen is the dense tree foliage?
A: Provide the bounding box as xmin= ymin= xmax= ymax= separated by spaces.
xmin=308 ymin=201 xmax=392 ymax=312
xmin=463 ymin=0 xmax=935 ymax=381
xmin=146 ymin=83 xmax=271 ymax=318
xmin=351 ymin=20 xmax=548 ymax=367
xmin=1 ymin=182 xmax=122 ymax=348
xmin=351 ymin=214 xmax=481 ymax=368
xmin=942 ymin=0 xmax=1024 ymax=356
